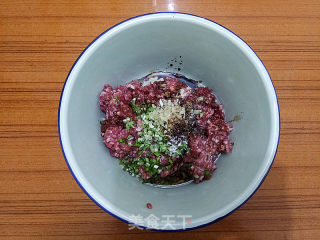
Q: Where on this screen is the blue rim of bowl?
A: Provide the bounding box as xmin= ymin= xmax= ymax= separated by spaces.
xmin=58 ymin=12 xmax=280 ymax=232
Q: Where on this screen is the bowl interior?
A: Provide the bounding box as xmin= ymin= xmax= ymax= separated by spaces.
xmin=59 ymin=13 xmax=279 ymax=230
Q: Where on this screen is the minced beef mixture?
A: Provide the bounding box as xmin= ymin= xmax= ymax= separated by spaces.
xmin=99 ymin=72 xmax=233 ymax=184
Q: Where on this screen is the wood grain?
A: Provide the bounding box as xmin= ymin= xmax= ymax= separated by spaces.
xmin=0 ymin=0 xmax=320 ymax=239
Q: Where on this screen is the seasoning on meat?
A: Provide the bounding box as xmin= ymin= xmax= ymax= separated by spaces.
xmin=99 ymin=72 xmax=233 ymax=184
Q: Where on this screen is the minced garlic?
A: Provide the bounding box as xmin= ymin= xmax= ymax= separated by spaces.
xmin=149 ymin=99 xmax=186 ymax=125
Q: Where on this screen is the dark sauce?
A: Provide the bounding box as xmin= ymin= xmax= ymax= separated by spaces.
xmin=140 ymin=71 xmax=199 ymax=89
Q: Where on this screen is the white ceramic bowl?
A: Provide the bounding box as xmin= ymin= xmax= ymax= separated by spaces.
xmin=59 ymin=13 xmax=280 ymax=231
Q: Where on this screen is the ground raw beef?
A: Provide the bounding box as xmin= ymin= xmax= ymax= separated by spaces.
xmin=99 ymin=72 xmax=233 ymax=184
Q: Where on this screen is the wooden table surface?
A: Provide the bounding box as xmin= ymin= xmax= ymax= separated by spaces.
xmin=1 ymin=0 xmax=320 ymax=239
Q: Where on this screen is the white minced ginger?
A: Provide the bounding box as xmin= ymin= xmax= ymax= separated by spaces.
xmin=149 ymin=99 xmax=185 ymax=125
xmin=179 ymin=86 xmax=192 ymax=98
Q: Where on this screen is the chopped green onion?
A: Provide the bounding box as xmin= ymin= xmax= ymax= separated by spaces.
xmin=204 ymin=170 xmax=210 ymax=177
xmin=117 ymin=139 xmax=126 ymax=144
xmin=123 ymin=118 xmax=130 ymax=123
xmin=124 ymin=118 xmax=135 ymax=130
xmin=197 ymin=96 xmax=204 ymax=102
